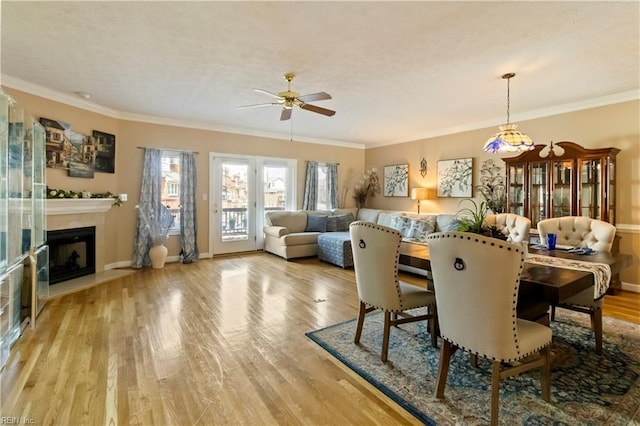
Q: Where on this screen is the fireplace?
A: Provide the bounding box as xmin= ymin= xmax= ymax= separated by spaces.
xmin=47 ymin=226 xmax=96 ymax=285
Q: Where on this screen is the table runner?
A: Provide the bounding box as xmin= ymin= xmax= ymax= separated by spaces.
xmin=525 ymin=254 xmax=612 ymax=299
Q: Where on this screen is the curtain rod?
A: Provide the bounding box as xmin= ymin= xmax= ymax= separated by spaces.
xmin=308 ymin=160 xmax=340 ymax=166
xmin=137 ymin=146 xmax=199 ymax=154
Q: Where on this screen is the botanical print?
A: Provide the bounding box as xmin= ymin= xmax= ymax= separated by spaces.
xmin=383 ymin=164 xmax=409 ymax=197
xmin=437 ymin=158 xmax=473 ymax=197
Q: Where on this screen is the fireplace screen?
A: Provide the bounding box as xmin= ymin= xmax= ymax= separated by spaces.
xmin=47 ymin=226 xmax=96 ymax=284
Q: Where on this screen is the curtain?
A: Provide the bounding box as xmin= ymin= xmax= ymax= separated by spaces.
xmin=179 ymin=151 xmax=199 ymax=263
xmin=302 ymin=161 xmax=318 ymax=210
xmin=327 ymin=163 xmax=339 ymax=209
xmin=132 ymin=148 xmax=168 ymax=268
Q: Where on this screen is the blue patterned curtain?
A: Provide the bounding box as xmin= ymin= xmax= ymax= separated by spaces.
xmin=327 ymin=163 xmax=339 ymax=209
xmin=132 ymin=148 xmax=166 ymax=268
xmin=302 ymin=161 xmax=318 ymax=210
xmin=179 ymin=151 xmax=199 ymax=263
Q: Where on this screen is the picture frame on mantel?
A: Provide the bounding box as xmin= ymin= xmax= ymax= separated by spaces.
xmin=383 ymin=164 xmax=409 ymax=197
xmin=437 ymin=158 xmax=473 ymax=197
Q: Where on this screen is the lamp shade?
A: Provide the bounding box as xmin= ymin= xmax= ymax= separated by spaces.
xmin=411 ymin=187 xmax=430 ymax=201
xmin=482 ymin=124 xmax=534 ymax=154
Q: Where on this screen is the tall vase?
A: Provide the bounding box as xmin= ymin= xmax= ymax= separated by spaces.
xmin=149 ymin=244 xmax=168 ymax=269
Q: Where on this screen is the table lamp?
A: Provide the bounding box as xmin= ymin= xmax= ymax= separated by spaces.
xmin=411 ymin=187 xmax=430 ymax=214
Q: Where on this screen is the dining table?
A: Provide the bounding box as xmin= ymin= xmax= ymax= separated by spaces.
xmin=398 ymin=242 xmax=633 ymax=324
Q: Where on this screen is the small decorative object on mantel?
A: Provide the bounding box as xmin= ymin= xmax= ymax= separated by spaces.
xmin=352 ymin=166 xmax=381 ymax=208
xmin=46 ymin=186 xmax=124 ymax=206
xmin=420 ymin=158 xmax=427 ymax=177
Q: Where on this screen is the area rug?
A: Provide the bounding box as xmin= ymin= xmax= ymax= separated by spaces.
xmin=306 ymin=310 xmax=640 ymax=425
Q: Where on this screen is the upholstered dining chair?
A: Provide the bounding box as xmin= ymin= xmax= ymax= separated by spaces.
xmin=349 ymin=221 xmax=438 ymax=362
xmin=484 ymin=213 xmax=531 ymax=243
xmin=537 ymin=216 xmax=617 ymax=354
xmin=427 ymin=232 xmax=551 ymax=426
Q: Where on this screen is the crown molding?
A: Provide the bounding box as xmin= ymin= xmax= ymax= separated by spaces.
xmin=1 ymin=74 xmax=365 ymax=150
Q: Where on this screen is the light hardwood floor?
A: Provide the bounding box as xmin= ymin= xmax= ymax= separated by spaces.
xmin=1 ymin=253 xmax=638 ymax=424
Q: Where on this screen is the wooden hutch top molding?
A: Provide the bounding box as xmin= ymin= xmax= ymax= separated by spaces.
xmin=503 ymin=141 xmax=621 ymax=163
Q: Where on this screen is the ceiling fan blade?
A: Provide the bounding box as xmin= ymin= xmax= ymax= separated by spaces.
xmin=298 ymin=103 xmax=336 ymax=117
xmin=297 ymin=92 xmax=332 ymax=102
xmin=280 ymin=108 xmax=292 ymax=121
xmin=237 ymin=102 xmax=281 ymax=109
xmin=253 ymin=88 xmax=284 ymax=100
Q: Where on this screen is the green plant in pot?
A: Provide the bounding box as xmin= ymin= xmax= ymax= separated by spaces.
xmin=455 ymin=199 xmax=490 ymax=235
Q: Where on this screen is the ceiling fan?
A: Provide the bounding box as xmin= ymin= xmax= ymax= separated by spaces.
xmin=238 ymin=73 xmax=336 ymax=121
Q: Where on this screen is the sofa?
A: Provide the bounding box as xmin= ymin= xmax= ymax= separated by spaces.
xmin=263 ymin=207 xmax=459 ymax=274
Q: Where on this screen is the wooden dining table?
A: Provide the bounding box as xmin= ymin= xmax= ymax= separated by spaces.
xmin=399 ymin=242 xmax=633 ymax=324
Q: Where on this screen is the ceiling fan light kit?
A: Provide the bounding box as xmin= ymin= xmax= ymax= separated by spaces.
xmin=238 ymin=73 xmax=336 ymax=121
xmin=483 ymin=72 xmax=534 ymax=154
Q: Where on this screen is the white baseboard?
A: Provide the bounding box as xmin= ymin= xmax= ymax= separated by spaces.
xmin=621 ymin=281 xmax=640 ymax=293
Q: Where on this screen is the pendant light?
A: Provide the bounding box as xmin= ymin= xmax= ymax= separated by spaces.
xmin=482 ymin=73 xmax=534 ymax=154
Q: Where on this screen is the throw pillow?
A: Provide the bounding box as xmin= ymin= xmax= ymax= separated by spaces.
xmin=407 ymin=216 xmax=437 ymax=240
xmin=389 ymin=215 xmax=413 ymax=237
xmin=327 ymin=213 xmax=355 ymax=232
xmin=305 ymin=215 xmax=328 ymax=232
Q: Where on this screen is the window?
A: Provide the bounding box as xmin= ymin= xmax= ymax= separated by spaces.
xmin=316 ymin=164 xmax=329 ymax=210
xmin=161 ymin=151 xmax=181 ymax=233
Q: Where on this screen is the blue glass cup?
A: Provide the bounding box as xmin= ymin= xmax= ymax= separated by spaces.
xmin=546 ymin=233 xmax=557 ymax=250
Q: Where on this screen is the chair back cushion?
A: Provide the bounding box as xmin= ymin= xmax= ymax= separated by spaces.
xmin=537 ymin=217 xmax=615 ymax=252
xmin=484 ymin=213 xmax=531 ymax=243
xmin=349 ymin=221 xmax=404 ymax=311
xmin=427 ymin=232 xmax=529 ymax=361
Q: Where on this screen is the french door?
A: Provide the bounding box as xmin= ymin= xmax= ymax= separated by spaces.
xmin=210 ymin=154 xmax=296 ymax=255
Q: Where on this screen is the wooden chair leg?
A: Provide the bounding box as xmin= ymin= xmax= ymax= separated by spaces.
xmin=429 ymin=304 xmax=438 ymax=348
xmin=354 ymin=301 xmax=366 ymax=344
xmin=381 ymin=311 xmax=391 ymax=362
xmin=593 ymin=307 xmax=603 ymax=354
xmin=491 ymin=360 xmax=501 ymax=426
xmin=540 ymin=345 xmax=551 ymax=402
xmin=435 ymin=340 xmax=453 ymax=398
xmin=470 ymin=353 xmax=478 ymax=368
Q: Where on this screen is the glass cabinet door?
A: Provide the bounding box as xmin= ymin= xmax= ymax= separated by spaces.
xmin=7 ymin=101 xmax=25 ymax=266
xmin=579 ymin=159 xmax=601 ymax=220
xmin=508 ymin=164 xmax=525 ymax=216
xmin=31 ymin=120 xmax=46 ymax=248
xmin=529 ymin=162 xmax=548 ymax=227
xmin=552 ymin=160 xmax=573 ymax=218
xmin=0 ymin=93 xmax=8 ymax=275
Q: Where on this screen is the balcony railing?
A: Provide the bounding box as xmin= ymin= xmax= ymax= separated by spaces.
xmin=167 ymin=206 xmax=285 ymax=237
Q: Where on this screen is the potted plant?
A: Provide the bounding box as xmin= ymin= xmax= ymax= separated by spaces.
xmin=137 ymin=203 xmax=175 ymax=268
xmin=352 ymin=167 xmax=381 ymax=208
xmin=455 ymin=199 xmax=490 ymax=235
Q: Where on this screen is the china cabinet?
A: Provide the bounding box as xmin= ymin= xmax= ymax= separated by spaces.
xmin=504 ymin=141 xmax=619 ymax=228
xmin=0 ymin=89 xmax=48 ymax=369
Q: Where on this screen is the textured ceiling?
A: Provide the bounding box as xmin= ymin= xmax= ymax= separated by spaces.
xmin=1 ymin=1 xmax=639 ymax=148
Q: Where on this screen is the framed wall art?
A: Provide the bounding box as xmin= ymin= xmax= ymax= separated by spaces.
xmin=437 ymin=158 xmax=473 ymax=197
xmin=383 ymin=164 xmax=409 ymax=197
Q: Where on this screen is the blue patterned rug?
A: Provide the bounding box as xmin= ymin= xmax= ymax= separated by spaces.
xmin=306 ymin=310 xmax=640 ymax=425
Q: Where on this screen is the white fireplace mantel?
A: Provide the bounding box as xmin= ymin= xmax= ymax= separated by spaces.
xmin=46 ymin=198 xmax=118 ymax=215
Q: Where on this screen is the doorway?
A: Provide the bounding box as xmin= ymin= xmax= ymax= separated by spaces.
xmin=210 ymin=154 xmax=296 ymax=255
